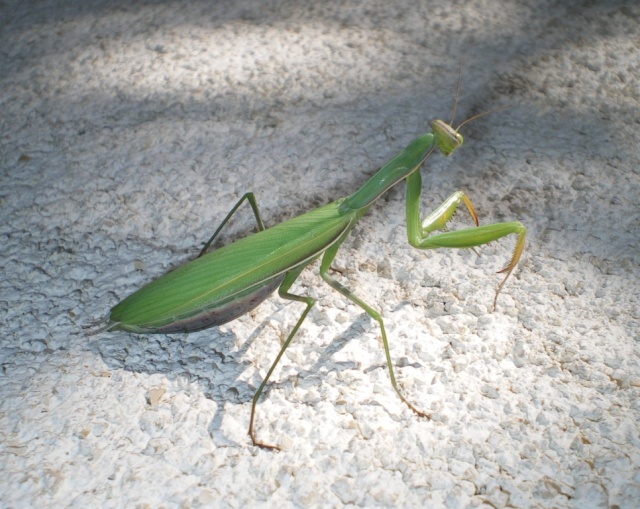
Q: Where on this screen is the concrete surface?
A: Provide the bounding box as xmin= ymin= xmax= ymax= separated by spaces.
xmin=1 ymin=0 xmax=638 ymax=507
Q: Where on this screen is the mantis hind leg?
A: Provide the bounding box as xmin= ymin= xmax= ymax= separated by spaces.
xmin=405 ymin=171 xmax=526 ymax=309
xmin=248 ymin=262 xmax=316 ymax=450
xmin=198 ymin=192 xmax=267 ymax=257
xmin=319 ymin=238 xmax=430 ymax=420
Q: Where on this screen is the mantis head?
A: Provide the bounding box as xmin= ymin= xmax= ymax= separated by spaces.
xmin=432 ymin=119 xmax=464 ymax=157
xmin=432 ymin=105 xmax=511 ymax=158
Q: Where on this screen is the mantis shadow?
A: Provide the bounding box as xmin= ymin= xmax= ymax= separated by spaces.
xmin=88 ymin=304 xmax=380 ymax=446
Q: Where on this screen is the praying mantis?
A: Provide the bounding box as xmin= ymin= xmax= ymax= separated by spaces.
xmin=104 ymin=83 xmax=526 ymax=449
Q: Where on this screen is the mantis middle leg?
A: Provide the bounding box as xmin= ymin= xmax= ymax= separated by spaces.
xmin=319 ymin=237 xmax=430 ymax=419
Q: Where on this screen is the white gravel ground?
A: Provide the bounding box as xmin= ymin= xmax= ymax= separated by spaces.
xmin=1 ymin=1 xmax=638 ymax=508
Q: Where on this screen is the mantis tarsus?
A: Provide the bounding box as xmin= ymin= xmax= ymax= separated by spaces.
xmin=105 ymin=90 xmax=527 ymax=449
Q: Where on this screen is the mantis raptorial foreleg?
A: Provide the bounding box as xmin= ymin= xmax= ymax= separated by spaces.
xmin=405 ymin=171 xmax=526 ymax=309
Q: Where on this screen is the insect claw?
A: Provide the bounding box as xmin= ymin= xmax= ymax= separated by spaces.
xmin=252 ymin=438 xmax=281 ymax=451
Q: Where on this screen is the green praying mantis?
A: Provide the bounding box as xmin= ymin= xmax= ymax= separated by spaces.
xmin=104 ymin=84 xmax=526 ymax=450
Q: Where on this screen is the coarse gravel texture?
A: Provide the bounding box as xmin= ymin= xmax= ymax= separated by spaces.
xmin=1 ymin=0 xmax=638 ymax=508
